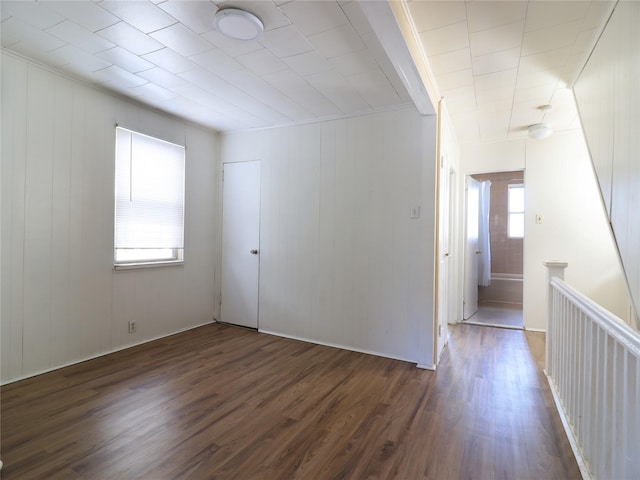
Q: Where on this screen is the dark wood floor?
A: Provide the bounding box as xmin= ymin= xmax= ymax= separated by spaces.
xmin=1 ymin=323 xmax=580 ymax=480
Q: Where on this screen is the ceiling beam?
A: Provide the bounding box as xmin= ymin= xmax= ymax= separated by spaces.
xmin=356 ymin=0 xmax=438 ymax=116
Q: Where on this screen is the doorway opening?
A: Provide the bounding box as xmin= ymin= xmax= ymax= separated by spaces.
xmin=463 ymin=170 xmax=524 ymax=329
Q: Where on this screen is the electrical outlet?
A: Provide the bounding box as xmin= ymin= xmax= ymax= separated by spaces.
xmin=128 ymin=321 xmax=136 ymax=333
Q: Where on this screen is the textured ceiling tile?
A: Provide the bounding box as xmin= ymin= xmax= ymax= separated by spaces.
xmin=280 ymin=1 xmax=348 ymax=36
xmin=1 ymin=17 xmax=66 ymax=52
xmin=283 ymin=51 xmax=333 ymax=76
xmin=259 ymin=25 xmax=313 ymax=58
xmin=218 ymin=0 xmax=291 ymax=31
xmin=521 ymin=21 xmax=582 ymax=57
xmin=419 ymin=21 xmax=469 ymax=56
xmin=200 ymin=30 xmax=264 ymax=57
xmin=96 ymin=46 xmax=155 ymax=74
xmin=525 ymin=1 xmax=590 ymax=32
xmin=46 ymin=1 xmax=120 ymax=32
xmin=90 ymin=65 xmax=147 ymax=88
xmin=45 ymin=20 xmax=116 ymax=54
xmin=474 ymin=69 xmax=517 ymax=92
xmin=440 ymin=85 xmax=476 ymax=108
xmin=438 ymin=68 xmax=474 ymax=91
xmin=236 ymin=49 xmax=289 ymax=76
xmin=262 ymin=69 xmax=342 ymax=117
xmin=130 ymin=82 xmax=177 ymax=101
xmin=136 ymin=66 xmax=187 ymax=89
xmin=305 ymin=70 xmax=369 ymax=113
xmin=97 ymin=21 xmax=165 ymax=56
xmin=509 ymin=106 xmax=545 ymax=128
xmin=427 ymin=48 xmax=472 ymax=75
xmin=469 ymin=21 xmax=524 ymax=57
xmin=346 ymin=69 xmax=403 ymax=109
xmin=221 ymin=69 xmax=312 ymax=120
xmin=471 ymin=47 xmax=520 ymax=76
xmin=330 ymin=51 xmax=378 ymax=77
xmin=466 ymin=1 xmax=527 ymax=33
xmin=513 ymin=83 xmax=556 ymax=105
xmin=99 ymin=1 xmax=177 ymax=34
xmin=515 ymin=70 xmax=560 ymax=90
xmin=308 ymin=23 xmax=366 ymax=59
xmin=475 ymin=86 xmax=515 ymax=106
xmin=189 ymin=49 xmax=243 ymax=75
xmin=582 ymin=1 xmax=615 ymax=30
xmin=142 ymin=47 xmax=198 ymax=74
xmin=571 ymin=28 xmax=597 ymax=56
xmin=48 ymin=44 xmax=113 ymax=72
xmin=408 ymin=1 xmax=467 ymax=32
xmin=157 ymin=0 xmax=219 ymax=34
xmin=0 ymin=1 xmax=65 ymax=29
xmin=518 ymin=47 xmax=571 ymax=74
xmin=150 ymin=23 xmax=213 ymax=57
xmin=178 ymin=68 xmax=232 ymax=95
xmin=522 ymin=20 xmax=582 ymax=56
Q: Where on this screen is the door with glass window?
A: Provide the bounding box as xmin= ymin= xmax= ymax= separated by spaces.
xmin=221 ymin=161 xmax=261 ymax=329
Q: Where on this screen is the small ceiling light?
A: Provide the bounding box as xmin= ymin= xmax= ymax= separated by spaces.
xmin=528 ymin=123 xmax=553 ymax=140
xmin=215 ymin=8 xmax=264 ymax=41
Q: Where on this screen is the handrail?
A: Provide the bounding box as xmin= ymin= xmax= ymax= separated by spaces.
xmin=546 ymin=271 xmax=640 ymax=480
xmin=551 ymin=277 xmax=640 ymax=357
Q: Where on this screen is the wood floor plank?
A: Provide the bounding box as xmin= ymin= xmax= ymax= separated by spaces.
xmin=1 ymin=323 xmax=581 ymax=479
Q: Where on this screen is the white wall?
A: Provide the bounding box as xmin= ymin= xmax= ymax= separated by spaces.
xmin=1 ymin=53 xmax=220 ymax=384
xmin=220 ymin=108 xmax=437 ymax=366
xmin=460 ymin=130 xmax=629 ymax=331
xmin=573 ymin=1 xmax=640 ymax=326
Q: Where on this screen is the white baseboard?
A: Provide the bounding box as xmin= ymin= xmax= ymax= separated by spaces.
xmin=258 ymin=328 xmax=418 ymax=366
xmin=524 ymin=327 xmax=546 ymax=333
xmin=416 ymin=363 xmax=436 ymax=370
xmin=1 ymin=321 xmax=215 ymax=386
xmin=544 ymin=370 xmax=591 ymax=480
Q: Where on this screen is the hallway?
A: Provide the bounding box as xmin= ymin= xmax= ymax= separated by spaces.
xmin=465 ymin=302 xmax=524 ymax=329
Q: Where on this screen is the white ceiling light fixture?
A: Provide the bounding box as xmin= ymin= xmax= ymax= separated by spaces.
xmin=528 ymin=123 xmax=553 ymax=140
xmin=214 ymin=8 xmax=264 ymax=41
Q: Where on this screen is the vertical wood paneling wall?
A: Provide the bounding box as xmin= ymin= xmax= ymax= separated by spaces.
xmin=220 ymin=108 xmax=437 ymax=366
xmin=574 ymin=1 xmax=640 ymax=326
xmin=1 ymin=53 xmax=220 ymax=384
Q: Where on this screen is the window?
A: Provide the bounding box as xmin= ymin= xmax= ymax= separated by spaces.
xmin=114 ymin=127 xmax=185 ymax=267
xmin=508 ymin=184 xmax=525 ymax=238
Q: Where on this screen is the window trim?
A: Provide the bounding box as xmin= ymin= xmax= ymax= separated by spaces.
xmin=507 ymin=183 xmax=525 ymax=239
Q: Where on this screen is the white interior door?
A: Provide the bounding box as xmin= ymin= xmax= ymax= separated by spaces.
xmin=221 ymin=161 xmax=261 ymax=329
xmin=436 ymin=154 xmax=451 ymax=361
xmin=463 ymin=176 xmax=480 ymax=320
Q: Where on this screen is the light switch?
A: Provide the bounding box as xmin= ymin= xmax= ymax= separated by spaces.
xmin=410 ymin=206 xmax=420 ymax=219
xmin=536 ymin=213 xmax=544 ymax=224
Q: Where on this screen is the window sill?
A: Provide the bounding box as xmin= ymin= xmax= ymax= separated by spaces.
xmin=114 ymin=260 xmax=184 ymax=271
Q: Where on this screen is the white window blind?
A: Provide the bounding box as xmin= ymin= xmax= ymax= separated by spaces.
xmin=114 ymin=127 xmax=185 ymax=265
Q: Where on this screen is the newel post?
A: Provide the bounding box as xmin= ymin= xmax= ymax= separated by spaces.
xmin=544 ymin=261 xmax=568 ymax=374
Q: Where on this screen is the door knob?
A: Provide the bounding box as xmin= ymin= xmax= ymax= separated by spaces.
xmin=250 ymin=249 xmax=259 ymax=255
xmin=444 ymin=253 xmax=450 ymax=257
xmin=475 ymin=250 xmax=482 ymax=254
